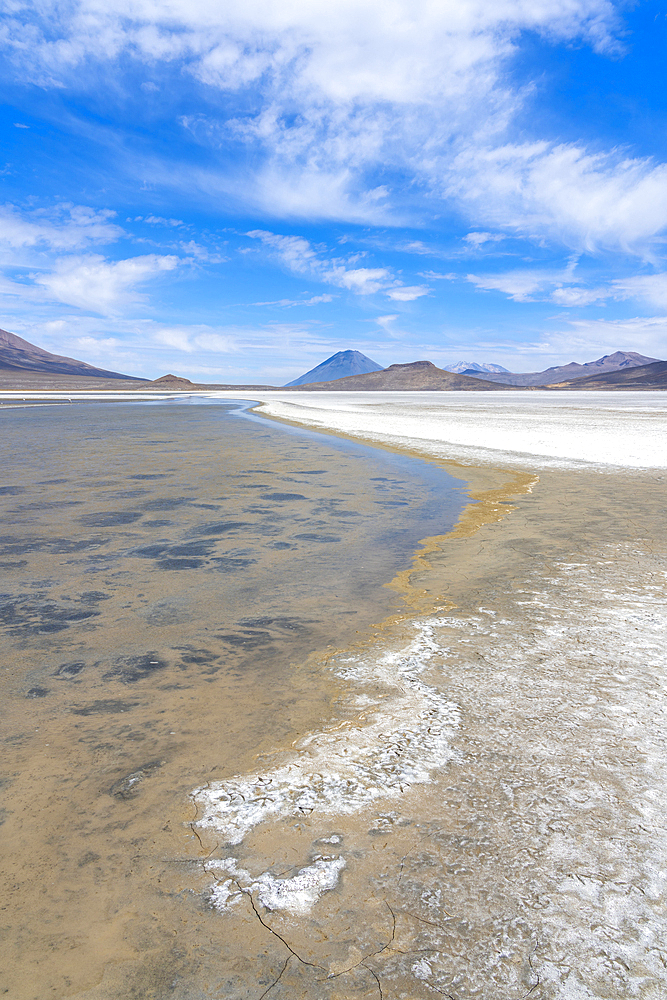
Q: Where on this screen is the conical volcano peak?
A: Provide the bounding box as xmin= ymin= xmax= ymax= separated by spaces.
xmin=285 ymin=349 xmax=383 ymax=387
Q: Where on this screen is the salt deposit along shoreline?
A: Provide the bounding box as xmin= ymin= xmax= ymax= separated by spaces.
xmin=185 ymin=391 xmax=667 ymax=998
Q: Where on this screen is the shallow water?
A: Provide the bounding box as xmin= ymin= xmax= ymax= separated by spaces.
xmin=0 ymin=400 xmax=465 ymax=999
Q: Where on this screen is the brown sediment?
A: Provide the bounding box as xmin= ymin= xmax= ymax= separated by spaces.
xmin=386 ymin=462 xmax=539 ymax=612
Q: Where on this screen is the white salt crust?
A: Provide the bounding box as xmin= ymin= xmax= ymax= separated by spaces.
xmin=194 ymin=540 xmax=667 ymax=993
xmin=253 ymin=391 xmax=667 ymax=470
xmin=208 ymin=855 xmax=346 ymax=916
xmin=193 ymin=625 xmax=461 ymax=847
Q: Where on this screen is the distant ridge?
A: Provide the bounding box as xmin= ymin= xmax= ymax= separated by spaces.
xmin=285 ymin=349 xmax=383 ymax=387
xmin=471 ymin=351 xmax=659 ymax=387
xmin=549 ymin=360 xmax=667 ymax=390
xmin=0 ymin=327 xmax=142 ymax=380
xmin=287 ymin=359 xmax=510 ymax=391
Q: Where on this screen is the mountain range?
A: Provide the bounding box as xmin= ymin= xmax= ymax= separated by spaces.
xmin=548 ymin=360 xmax=667 ymax=390
xmin=470 ymin=351 xmax=658 ymax=386
xmin=0 ymin=327 xmax=664 ymax=391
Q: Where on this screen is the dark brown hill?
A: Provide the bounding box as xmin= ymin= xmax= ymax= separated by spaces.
xmin=548 ymin=360 xmax=667 ymax=390
xmin=0 ymin=327 xmax=142 ymax=379
xmin=152 ymin=374 xmax=195 ymax=385
xmin=287 ymin=360 xmax=512 ymax=391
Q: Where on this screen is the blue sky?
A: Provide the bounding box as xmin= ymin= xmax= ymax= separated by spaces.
xmin=1 ymin=0 xmax=667 ymax=382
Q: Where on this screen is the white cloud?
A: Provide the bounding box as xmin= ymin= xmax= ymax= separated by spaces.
xmin=0 ymin=203 xmax=122 ymax=256
xmin=447 ymin=143 xmax=667 ymax=253
xmin=466 ymin=268 xmax=562 ymax=302
xmin=543 ymin=316 xmax=667 ymax=361
xmin=0 ymin=0 xmax=628 ymax=230
xmin=144 ymin=215 xmax=185 ymax=227
xmin=254 ymin=293 xmax=335 ymax=306
xmin=610 ymin=273 xmax=667 ymax=310
xmin=466 ymin=266 xmax=667 ymax=309
xmin=73 ymin=334 xmax=123 ymax=355
xmin=247 ymin=228 xmax=397 ymax=295
xmin=386 ymin=284 xmax=430 ymax=301
xmin=195 ymin=332 xmax=235 ymax=352
xmin=33 ymin=253 xmax=179 ymax=313
xmin=463 ymin=232 xmax=504 ymax=247
xmin=550 ymin=285 xmax=607 ymax=306
xmin=152 ymin=326 xmax=236 ymax=353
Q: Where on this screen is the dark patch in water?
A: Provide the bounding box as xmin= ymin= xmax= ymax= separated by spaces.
xmin=259 ymin=493 xmax=307 ymax=501
xmin=157 ymin=557 xmax=204 ymax=570
xmin=210 ymin=557 xmax=256 ymax=571
xmin=168 ymin=541 xmax=216 ymax=557
xmin=104 ymin=653 xmax=168 ymax=683
xmin=0 ymin=485 xmax=25 ymax=495
xmin=55 ymin=661 xmax=86 ymax=679
xmin=0 ymin=536 xmax=110 ymax=556
xmin=143 ymin=519 xmax=174 ymax=528
xmin=189 ymin=521 xmax=249 ymax=536
xmin=293 ymin=533 xmax=341 ymax=543
xmin=72 ymin=699 xmax=138 ymax=715
xmin=26 ymin=686 xmax=49 ymax=698
xmin=12 ymin=500 xmax=84 ymax=511
xmin=0 ymin=561 xmax=27 ymax=569
xmin=176 ymin=647 xmax=220 ymax=666
xmin=109 ymin=760 xmax=163 ymax=799
xmin=217 ymin=630 xmax=273 ymax=648
xmin=79 ymin=591 xmax=110 ymax=604
xmin=143 ymin=497 xmax=191 ymax=511
xmin=0 ymin=598 xmax=100 ymax=634
xmin=130 ymin=474 xmax=169 ymax=480
xmin=131 ymin=544 xmax=170 ymax=559
xmin=240 ymin=616 xmax=316 ymax=631
xmin=80 ymin=512 xmax=144 ymax=527
xmin=78 ymin=852 xmax=100 ymax=866
xmin=105 ymin=489 xmax=150 ymax=499
xmin=144 ymin=604 xmax=191 ymax=626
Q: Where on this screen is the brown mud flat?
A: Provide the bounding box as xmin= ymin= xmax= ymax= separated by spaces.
xmin=1 ymin=401 xmax=666 ymax=999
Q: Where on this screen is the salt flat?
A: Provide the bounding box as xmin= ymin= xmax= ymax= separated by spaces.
xmin=248 ymin=390 xmax=667 ymax=471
